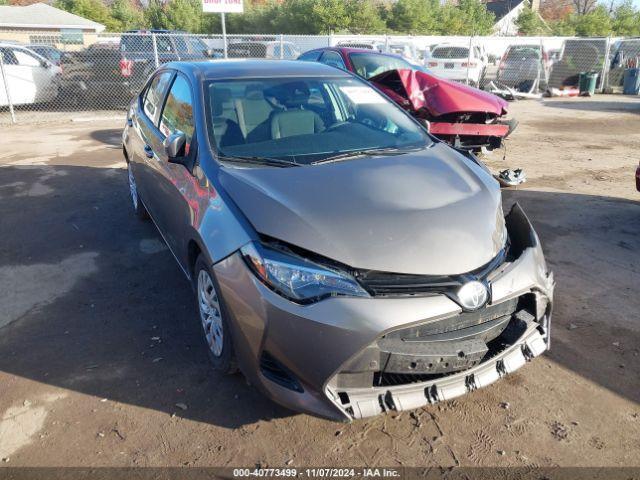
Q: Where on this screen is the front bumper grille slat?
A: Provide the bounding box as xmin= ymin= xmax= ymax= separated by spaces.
xmin=355 ymin=249 xmax=507 ymax=297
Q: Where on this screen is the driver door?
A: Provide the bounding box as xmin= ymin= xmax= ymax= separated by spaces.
xmin=149 ymin=73 xmax=197 ymax=263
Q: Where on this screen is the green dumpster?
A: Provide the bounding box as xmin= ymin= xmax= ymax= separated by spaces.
xmin=578 ymin=71 xmax=598 ymax=96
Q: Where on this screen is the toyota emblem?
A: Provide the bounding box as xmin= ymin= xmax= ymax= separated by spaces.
xmin=457 ymin=281 xmax=489 ymax=311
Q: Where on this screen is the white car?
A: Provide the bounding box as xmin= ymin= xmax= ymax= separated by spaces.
xmin=227 ymin=41 xmax=301 ymax=59
xmin=336 ymin=39 xmax=386 ymax=52
xmin=0 ymin=44 xmax=61 ymax=107
xmin=388 ymin=42 xmax=420 ymax=62
xmin=426 ymin=44 xmax=487 ymax=87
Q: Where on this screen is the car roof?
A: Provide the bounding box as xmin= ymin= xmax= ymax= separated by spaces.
xmin=311 ymin=46 xmax=407 ymax=59
xmin=165 ymin=59 xmax=353 ymax=80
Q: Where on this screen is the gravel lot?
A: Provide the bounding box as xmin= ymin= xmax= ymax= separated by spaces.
xmin=0 ymin=96 xmax=639 ymax=468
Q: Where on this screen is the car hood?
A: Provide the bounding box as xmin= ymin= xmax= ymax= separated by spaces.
xmin=219 ymin=143 xmax=505 ymax=275
xmin=370 ymin=68 xmax=508 ymax=118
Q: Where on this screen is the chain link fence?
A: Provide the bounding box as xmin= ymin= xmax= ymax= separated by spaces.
xmin=1 ymin=30 xmax=638 ymax=125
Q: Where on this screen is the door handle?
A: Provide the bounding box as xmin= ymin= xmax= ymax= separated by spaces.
xmin=144 ymin=145 xmax=154 ymax=159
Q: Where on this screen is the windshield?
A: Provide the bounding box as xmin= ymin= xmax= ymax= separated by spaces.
xmin=431 ymin=47 xmax=469 ymax=59
xmin=349 ymin=52 xmax=414 ymax=79
xmin=205 ymin=76 xmax=431 ymax=165
xmin=506 ymin=46 xmax=541 ymax=60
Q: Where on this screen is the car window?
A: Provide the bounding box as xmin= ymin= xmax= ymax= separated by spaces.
xmin=431 ymin=47 xmax=469 ymax=59
xmin=121 ymin=34 xmax=153 ymax=53
xmin=298 ymin=50 xmax=322 ymax=62
xmin=159 ymin=75 xmax=195 ymax=153
xmin=143 ymin=71 xmax=173 ymax=124
xmin=205 ymin=77 xmax=431 ymax=165
xmin=284 ymin=44 xmax=295 ymax=58
xmin=319 ymin=51 xmax=346 ymax=70
xmin=506 ymin=46 xmax=541 ymax=60
xmin=173 ymin=36 xmax=188 ymax=53
xmin=14 ymin=49 xmax=41 ymax=67
xmin=0 ymin=48 xmax=18 ymax=65
xmin=186 ymin=37 xmax=207 ymax=55
xmin=349 ymin=52 xmax=413 ymax=79
xmin=156 ymin=35 xmax=173 ymax=53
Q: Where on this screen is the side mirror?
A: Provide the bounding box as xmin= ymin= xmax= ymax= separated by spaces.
xmin=164 ymin=132 xmax=186 ymax=160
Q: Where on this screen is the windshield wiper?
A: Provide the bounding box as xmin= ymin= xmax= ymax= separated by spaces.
xmin=311 ymin=146 xmax=417 ymax=165
xmin=219 ymin=154 xmax=300 ymax=168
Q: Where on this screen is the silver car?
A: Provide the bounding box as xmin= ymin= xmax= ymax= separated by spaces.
xmin=122 ymin=60 xmax=554 ymax=421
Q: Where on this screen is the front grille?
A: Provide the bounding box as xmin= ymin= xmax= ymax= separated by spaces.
xmin=355 ymin=250 xmax=506 ymax=297
xmin=384 ymin=297 xmax=519 ymax=340
xmin=374 ymin=372 xmax=443 ymax=387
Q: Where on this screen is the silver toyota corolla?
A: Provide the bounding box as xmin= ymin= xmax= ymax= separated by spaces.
xmin=122 ymin=60 xmax=554 ymax=421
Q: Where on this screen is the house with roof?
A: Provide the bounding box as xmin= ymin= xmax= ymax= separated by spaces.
xmin=484 ymin=0 xmax=543 ymax=35
xmin=0 ymin=3 xmax=105 ymax=47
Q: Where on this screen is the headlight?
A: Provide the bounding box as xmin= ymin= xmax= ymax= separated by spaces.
xmin=240 ymin=242 xmax=369 ymax=303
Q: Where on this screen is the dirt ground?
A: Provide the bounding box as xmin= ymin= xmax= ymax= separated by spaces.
xmin=0 ymin=96 xmax=639 ymax=469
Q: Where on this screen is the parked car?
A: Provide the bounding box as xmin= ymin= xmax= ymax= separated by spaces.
xmin=299 ymin=47 xmax=515 ymax=151
xmin=122 ymin=59 xmax=554 ymax=421
xmin=388 ymin=41 xmax=420 ymax=61
xmin=336 ymin=39 xmax=385 ymax=51
xmin=59 ymin=30 xmax=214 ymax=106
xmin=636 ymin=161 xmax=640 ymax=192
xmin=0 ymin=43 xmax=60 ymax=107
xmin=27 ymin=44 xmax=63 ymax=66
xmin=497 ymin=44 xmax=550 ymax=92
xmin=426 ymin=43 xmax=487 ymax=87
xmin=227 ymin=41 xmax=301 ymax=59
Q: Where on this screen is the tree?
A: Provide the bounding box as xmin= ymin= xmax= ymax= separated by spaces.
xmin=550 ymin=17 xmax=577 ymax=34
xmin=515 ymin=3 xmax=550 ymax=35
xmin=540 ymin=0 xmax=574 ymax=21
xmin=387 ymin=0 xmax=439 ymax=34
xmin=270 ymin=0 xmax=319 ymax=34
xmin=452 ymin=0 xmax=496 ymax=35
xmin=55 ymin=0 xmax=120 ymax=30
xmin=611 ymin=0 xmax=640 ymax=36
xmin=573 ymin=5 xmax=612 ymax=35
xmin=145 ymin=0 xmax=204 ymax=32
xmin=573 ymin=0 xmax=597 ymax=15
xmin=345 ymin=0 xmax=386 ymax=34
xmin=110 ymin=0 xmax=144 ymax=31
xmin=312 ymin=0 xmax=351 ymax=33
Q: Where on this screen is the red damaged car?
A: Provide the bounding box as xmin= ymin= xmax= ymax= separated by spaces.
xmin=298 ymin=47 xmax=517 ymax=151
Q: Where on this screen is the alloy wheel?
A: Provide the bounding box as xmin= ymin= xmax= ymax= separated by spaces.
xmin=197 ymin=269 xmax=224 ymax=357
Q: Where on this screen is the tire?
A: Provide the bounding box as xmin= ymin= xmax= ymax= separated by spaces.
xmin=193 ymin=254 xmax=237 ymax=374
xmin=127 ymin=162 xmax=149 ymax=220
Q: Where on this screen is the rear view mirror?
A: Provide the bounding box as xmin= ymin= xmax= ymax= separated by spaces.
xmin=164 ymin=132 xmax=186 ymax=159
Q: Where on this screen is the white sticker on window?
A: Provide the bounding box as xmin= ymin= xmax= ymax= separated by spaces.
xmin=339 ymin=86 xmax=386 ymax=104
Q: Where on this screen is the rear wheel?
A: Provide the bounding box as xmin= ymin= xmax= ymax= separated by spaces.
xmin=127 ymin=163 xmax=148 ymax=219
xmin=194 ymin=255 xmax=237 ymax=374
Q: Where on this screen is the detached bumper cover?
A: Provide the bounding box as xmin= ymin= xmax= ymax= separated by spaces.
xmin=429 ymin=122 xmax=510 ymax=138
xmin=330 ymin=318 xmax=549 ymax=419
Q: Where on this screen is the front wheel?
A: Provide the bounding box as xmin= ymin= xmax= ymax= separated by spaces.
xmin=127 ymin=163 xmax=148 ymax=220
xmin=194 ymin=255 xmax=237 ymax=374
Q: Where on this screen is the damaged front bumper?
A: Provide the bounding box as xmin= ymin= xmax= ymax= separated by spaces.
xmin=213 ymin=203 xmax=554 ymax=421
